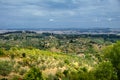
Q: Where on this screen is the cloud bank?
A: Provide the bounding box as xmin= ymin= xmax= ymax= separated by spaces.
xmin=0 ymin=0 xmax=120 ymax=28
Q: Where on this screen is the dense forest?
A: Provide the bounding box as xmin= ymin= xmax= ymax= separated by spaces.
xmin=0 ymin=31 xmax=120 ymax=80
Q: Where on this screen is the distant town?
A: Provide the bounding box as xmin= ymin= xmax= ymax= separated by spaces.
xmin=0 ymin=28 xmax=120 ymax=34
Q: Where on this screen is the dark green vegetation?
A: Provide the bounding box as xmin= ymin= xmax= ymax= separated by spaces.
xmin=0 ymin=31 xmax=117 ymax=53
xmin=0 ymin=31 xmax=120 ymax=80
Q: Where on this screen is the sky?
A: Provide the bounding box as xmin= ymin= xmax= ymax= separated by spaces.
xmin=0 ymin=0 xmax=120 ymax=29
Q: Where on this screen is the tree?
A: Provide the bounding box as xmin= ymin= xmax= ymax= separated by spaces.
xmin=104 ymin=41 xmax=120 ymax=79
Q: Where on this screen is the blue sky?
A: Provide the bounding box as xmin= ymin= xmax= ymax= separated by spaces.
xmin=0 ymin=0 xmax=120 ymax=29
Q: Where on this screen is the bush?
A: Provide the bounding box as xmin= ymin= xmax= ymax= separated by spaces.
xmin=56 ymin=70 xmax=64 ymax=78
xmin=104 ymin=41 xmax=120 ymax=79
xmin=24 ymin=67 xmax=44 ymax=80
xmin=22 ymin=53 xmax=26 ymax=58
xmin=10 ymin=53 xmax=16 ymax=60
xmin=11 ymin=75 xmax=21 ymax=80
xmin=46 ymin=74 xmax=57 ymax=80
xmin=80 ymin=67 xmax=88 ymax=72
xmin=0 ymin=49 xmax=4 ymax=56
xmin=1 ymin=78 xmax=8 ymax=80
xmin=19 ymin=68 xmax=27 ymax=75
xmin=64 ymin=59 xmax=69 ymax=64
xmin=63 ymin=70 xmax=69 ymax=77
xmin=94 ymin=61 xmax=118 ymax=80
xmin=0 ymin=60 xmax=13 ymax=76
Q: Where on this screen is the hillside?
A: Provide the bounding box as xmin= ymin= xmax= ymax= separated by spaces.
xmin=0 ymin=48 xmax=99 ymax=80
xmin=0 ymin=32 xmax=120 ymax=80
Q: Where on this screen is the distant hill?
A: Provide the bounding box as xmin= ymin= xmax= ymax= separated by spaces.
xmin=0 ymin=28 xmax=120 ymax=34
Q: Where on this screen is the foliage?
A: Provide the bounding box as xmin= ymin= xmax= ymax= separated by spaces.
xmin=0 ymin=32 xmax=115 ymax=55
xmin=24 ymin=67 xmax=44 ymax=80
xmin=94 ymin=61 xmax=118 ymax=80
xmin=0 ymin=48 xmax=4 ymax=56
xmin=11 ymin=75 xmax=21 ymax=80
xmin=62 ymin=69 xmax=95 ymax=80
xmin=64 ymin=59 xmax=69 ymax=64
xmin=0 ymin=60 xmax=13 ymax=76
xmin=104 ymin=41 xmax=120 ymax=79
xmin=0 ymin=32 xmax=120 ymax=79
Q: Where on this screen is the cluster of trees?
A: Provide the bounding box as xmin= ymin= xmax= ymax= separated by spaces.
xmin=10 ymin=62 xmax=118 ymax=80
xmin=0 ymin=32 xmax=120 ymax=80
xmin=0 ymin=32 xmax=115 ymax=54
xmin=23 ymin=41 xmax=120 ymax=80
xmin=0 ymin=41 xmax=119 ymax=80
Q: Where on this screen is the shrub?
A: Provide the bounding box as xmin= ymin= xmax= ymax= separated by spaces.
xmin=19 ymin=68 xmax=27 ymax=75
xmin=0 ymin=78 xmax=8 ymax=80
xmin=57 ymin=62 xmax=64 ymax=68
xmin=80 ymin=67 xmax=88 ymax=72
xmin=63 ymin=70 xmax=69 ymax=77
xmin=62 ymin=69 xmax=95 ymax=80
xmin=0 ymin=49 xmax=4 ymax=56
xmin=24 ymin=67 xmax=44 ymax=80
xmin=56 ymin=70 xmax=64 ymax=78
xmin=94 ymin=61 xmax=118 ymax=80
xmin=22 ymin=53 xmax=26 ymax=58
xmin=40 ymin=65 xmax=47 ymax=70
xmin=11 ymin=75 xmax=21 ymax=80
xmin=104 ymin=41 xmax=120 ymax=79
xmin=46 ymin=74 xmax=56 ymax=80
xmin=64 ymin=59 xmax=69 ymax=64
xmin=14 ymin=64 xmax=21 ymax=73
xmin=10 ymin=54 xmax=15 ymax=59
xmin=0 ymin=61 xmax=13 ymax=76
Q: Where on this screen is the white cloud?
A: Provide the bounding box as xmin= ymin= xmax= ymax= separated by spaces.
xmin=0 ymin=0 xmax=120 ymax=28
xmin=107 ymin=18 xmax=112 ymax=21
xmin=49 ymin=19 xmax=54 ymax=22
xmin=93 ymin=18 xmax=100 ymax=22
xmin=48 ymin=0 xmax=66 ymax=3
